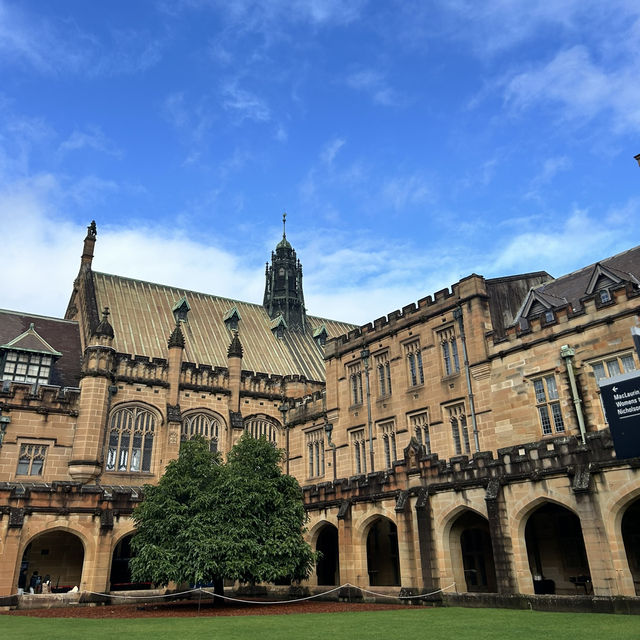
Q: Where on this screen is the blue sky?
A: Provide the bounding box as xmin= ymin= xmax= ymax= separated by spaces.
xmin=1 ymin=0 xmax=639 ymax=325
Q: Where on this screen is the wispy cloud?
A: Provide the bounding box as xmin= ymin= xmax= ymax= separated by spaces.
xmin=0 ymin=1 xmax=162 ymax=76
xmin=504 ymin=45 xmax=640 ymax=134
xmin=487 ymin=205 xmax=637 ymax=276
xmin=222 ymin=83 xmax=271 ymax=123
xmin=320 ymin=137 xmax=345 ymax=166
xmin=345 ymin=69 xmax=402 ymax=106
xmin=379 ymin=174 xmax=432 ymax=212
xmin=57 ymin=127 xmax=122 ymax=158
xmin=525 ymin=156 xmax=571 ymax=199
xmin=162 ymin=92 xmax=216 ymax=164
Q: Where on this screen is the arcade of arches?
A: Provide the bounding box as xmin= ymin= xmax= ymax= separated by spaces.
xmin=9 ymin=493 xmax=640 ymax=598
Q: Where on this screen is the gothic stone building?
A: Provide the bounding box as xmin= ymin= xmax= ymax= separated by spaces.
xmin=1 ymin=221 xmax=640 ymax=607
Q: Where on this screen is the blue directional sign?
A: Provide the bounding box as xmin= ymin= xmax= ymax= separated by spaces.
xmin=599 ymin=370 xmax=640 ymax=460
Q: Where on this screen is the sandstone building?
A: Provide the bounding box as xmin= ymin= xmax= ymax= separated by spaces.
xmin=1 ymin=220 xmax=640 ymax=606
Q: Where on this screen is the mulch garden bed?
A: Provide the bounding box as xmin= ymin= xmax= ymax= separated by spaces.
xmin=3 ymin=597 xmax=410 ymax=618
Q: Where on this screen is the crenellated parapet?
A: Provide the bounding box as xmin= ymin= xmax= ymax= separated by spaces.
xmin=0 ymin=382 xmax=80 ymax=417
xmin=302 ymin=430 xmax=623 ymax=510
xmin=0 ymin=480 xmax=144 ymax=529
xmin=180 ymin=362 xmax=229 ymax=392
xmin=114 ymin=353 xmax=169 ymax=387
xmin=488 ymin=280 xmax=640 ymax=356
xmin=324 ymin=274 xmax=488 ymax=360
xmin=286 ymin=390 xmax=325 ymax=427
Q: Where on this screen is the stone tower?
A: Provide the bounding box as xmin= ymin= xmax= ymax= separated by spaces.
xmin=263 ymin=213 xmax=306 ymax=331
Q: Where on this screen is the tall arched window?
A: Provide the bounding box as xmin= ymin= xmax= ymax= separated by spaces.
xmin=244 ymin=415 xmax=279 ymax=444
xmin=106 ymin=406 xmax=156 ymax=473
xmin=181 ymin=412 xmax=221 ymax=453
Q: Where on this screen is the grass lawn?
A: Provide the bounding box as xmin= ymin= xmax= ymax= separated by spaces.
xmin=2 ymin=607 xmax=639 ymax=640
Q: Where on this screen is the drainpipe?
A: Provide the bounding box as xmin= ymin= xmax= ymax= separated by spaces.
xmin=361 ymin=346 xmax=375 ymax=472
xmin=453 ymin=306 xmax=480 ymax=452
xmin=279 ymin=400 xmax=290 ymax=475
xmin=560 ymin=345 xmax=587 ymax=445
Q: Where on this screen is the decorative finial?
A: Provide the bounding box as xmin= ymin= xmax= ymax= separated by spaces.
xmin=87 ymin=220 xmax=97 ymax=238
xmin=282 ymin=211 xmax=287 ymax=238
xmin=93 ymin=306 xmax=114 ymax=339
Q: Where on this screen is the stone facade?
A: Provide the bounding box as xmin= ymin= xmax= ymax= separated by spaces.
xmin=1 ymin=223 xmax=639 ymax=607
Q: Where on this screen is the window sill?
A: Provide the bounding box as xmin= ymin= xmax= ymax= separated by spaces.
xmin=104 ymin=471 xmax=155 ymax=477
xmin=441 ymin=372 xmax=461 ymax=382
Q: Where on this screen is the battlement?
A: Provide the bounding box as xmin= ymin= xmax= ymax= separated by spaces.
xmin=114 ymin=353 xmax=169 ymax=387
xmin=302 ymin=430 xmax=620 ymax=507
xmin=180 ymin=362 xmax=228 ymax=391
xmin=324 ymin=274 xmax=487 ymax=359
xmin=286 ymin=390 xmax=325 ymax=426
xmin=0 ymin=381 xmax=80 ymax=416
xmin=488 ymin=280 xmax=639 ymax=354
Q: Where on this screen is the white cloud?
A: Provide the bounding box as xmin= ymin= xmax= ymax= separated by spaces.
xmin=222 ymin=83 xmax=271 ymax=123
xmin=380 ymin=174 xmax=432 ymax=211
xmin=320 ymin=137 xmax=345 ymax=166
xmin=0 ymin=181 xmax=264 ymax=318
xmin=0 ymin=1 xmax=162 ymax=76
xmin=162 ymin=92 xmax=216 ymax=164
xmin=487 ymin=206 xmax=638 ymax=277
xmin=58 ymin=127 xmax=122 ymax=158
xmin=503 ymin=43 xmax=640 ymax=135
xmin=345 ymin=69 xmax=402 ymax=106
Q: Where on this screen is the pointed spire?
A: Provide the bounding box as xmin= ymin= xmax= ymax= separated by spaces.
xmin=227 ymin=330 xmax=243 ymax=358
xmin=93 ymin=306 xmax=114 ymax=339
xmin=168 ymin=321 xmax=185 ymax=349
xmin=81 ymin=220 xmax=97 ymax=269
xmin=276 ymin=211 xmax=292 ymax=251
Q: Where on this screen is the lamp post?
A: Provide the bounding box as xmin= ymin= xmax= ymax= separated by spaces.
xmin=361 ymin=346 xmax=374 ymax=472
xmin=324 ymin=419 xmax=337 ymax=481
xmin=0 ymin=411 xmax=10 ymax=447
xmin=278 ymin=399 xmax=290 ymax=475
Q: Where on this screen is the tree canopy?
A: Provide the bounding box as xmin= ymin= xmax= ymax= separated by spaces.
xmin=129 ymin=434 xmax=315 ymax=587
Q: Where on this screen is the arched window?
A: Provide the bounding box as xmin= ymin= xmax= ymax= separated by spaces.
xmin=244 ymin=415 xmax=279 ymax=444
xmin=106 ymin=406 xmax=156 ymax=473
xmin=181 ymin=412 xmax=220 ymax=453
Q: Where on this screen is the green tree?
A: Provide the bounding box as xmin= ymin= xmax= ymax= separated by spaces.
xmin=129 ymin=437 xmax=224 ymax=588
xmin=213 ymin=433 xmax=316 ymax=584
xmin=129 ymin=434 xmax=315 ymax=589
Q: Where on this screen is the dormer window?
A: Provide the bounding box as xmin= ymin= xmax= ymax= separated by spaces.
xmin=172 ymin=296 xmax=191 ymax=324
xmin=544 ymin=310 xmax=555 ymax=323
xmin=223 ymin=306 xmax=241 ymax=332
xmin=313 ymin=324 xmax=328 ymax=347
xmin=2 ymin=351 xmax=52 ymax=386
xmin=0 ymin=322 xmax=61 ymax=387
xmin=599 ymin=289 xmax=611 ymax=304
xmin=270 ymin=314 xmax=287 ymax=339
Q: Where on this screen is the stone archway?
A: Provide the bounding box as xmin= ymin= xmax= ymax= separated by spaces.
xmin=449 ymin=510 xmax=496 ymax=593
xmin=315 ymin=524 xmax=339 ymax=586
xmin=524 ymin=502 xmax=590 ymax=595
xmin=20 ymin=530 xmax=84 ymax=593
xmin=622 ymin=498 xmax=640 ymax=595
xmin=109 ymin=533 xmax=150 ymax=591
xmin=366 ymin=517 xmax=400 ymax=587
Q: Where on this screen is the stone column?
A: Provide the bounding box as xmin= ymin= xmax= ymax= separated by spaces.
xmin=68 ymin=308 xmax=115 ymax=483
xmin=414 ymin=489 xmax=438 ymax=593
xmin=164 ymin=322 xmax=185 ymax=468
xmin=574 ymin=485 xmax=617 ymax=596
xmin=485 ymin=479 xmax=517 ymax=594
